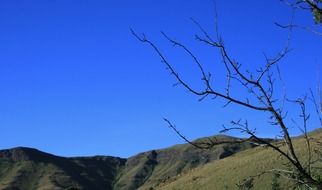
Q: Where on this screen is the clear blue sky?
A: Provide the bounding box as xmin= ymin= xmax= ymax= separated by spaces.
xmin=0 ymin=0 xmax=321 ymax=158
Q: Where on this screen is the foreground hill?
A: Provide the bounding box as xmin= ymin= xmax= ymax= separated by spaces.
xmin=150 ymin=130 xmax=322 ymax=190
xmin=0 ymin=131 xmax=321 ymax=189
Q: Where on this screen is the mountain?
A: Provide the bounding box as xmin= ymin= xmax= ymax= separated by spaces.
xmin=0 ymin=131 xmax=320 ymax=190
xmin=0 ymin=147 xmax=125 ymax=190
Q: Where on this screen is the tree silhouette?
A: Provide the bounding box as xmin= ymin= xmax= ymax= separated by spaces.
xmin=132 ymin=1 xmax=322 ymax=188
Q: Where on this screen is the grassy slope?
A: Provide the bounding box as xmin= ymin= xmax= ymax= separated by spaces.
xmin=114 ymin=135 xmax=256 ymax=190
xmin=0 ymin=159 xmax=77 ymax=190
xmin=146 ymin=131 xmax=322 ymax=190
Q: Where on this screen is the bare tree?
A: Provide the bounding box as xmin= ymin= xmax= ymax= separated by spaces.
xmin=132 ymin=1 xmax=322 ymax=189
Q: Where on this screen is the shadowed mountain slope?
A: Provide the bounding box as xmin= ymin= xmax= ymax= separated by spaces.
xmin=0 ymin=147 xmax=125 ymax=190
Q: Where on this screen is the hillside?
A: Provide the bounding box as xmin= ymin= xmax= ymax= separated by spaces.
xmin=0 ymin=131 xmax=321 ymax=190
xmin=147 ymin=130 xmax=322 ymax=190
xmin=114 ymin=135 xmax=257 ymax=190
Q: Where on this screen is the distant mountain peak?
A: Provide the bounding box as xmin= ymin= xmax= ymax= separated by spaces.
xmin=0 ymin=146 xmax=56 ymax=162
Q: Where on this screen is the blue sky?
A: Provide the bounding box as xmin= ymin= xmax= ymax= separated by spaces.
xmin=0 ymin=0 xmax=321 ymax=158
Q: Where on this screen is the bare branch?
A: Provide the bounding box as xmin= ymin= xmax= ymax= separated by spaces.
xmin=275 ymin=22 xmax=322 ymax=36
xmin=131 ymin=29 xmax=270 ymax=111
xmin=163 ymin=118 xmax=255 ymax=150
xmin=310 ymin=88 xmax=322 ymax=127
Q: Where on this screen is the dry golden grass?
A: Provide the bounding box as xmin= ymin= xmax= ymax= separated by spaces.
xmin=140 ymin=131 xmax=322 ymax=190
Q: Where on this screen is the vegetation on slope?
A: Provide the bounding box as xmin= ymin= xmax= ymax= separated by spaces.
xmin=114 ymin=135 xmax=257 ymax=189
xmin=147 ymin=130 xmax=322 ymax=190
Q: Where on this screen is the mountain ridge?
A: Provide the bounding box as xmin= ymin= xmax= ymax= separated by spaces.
xmin=0 ymin=134 xmax=257 ymax=190
xmin=1 ymin=130 xmax=320 ymax=190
